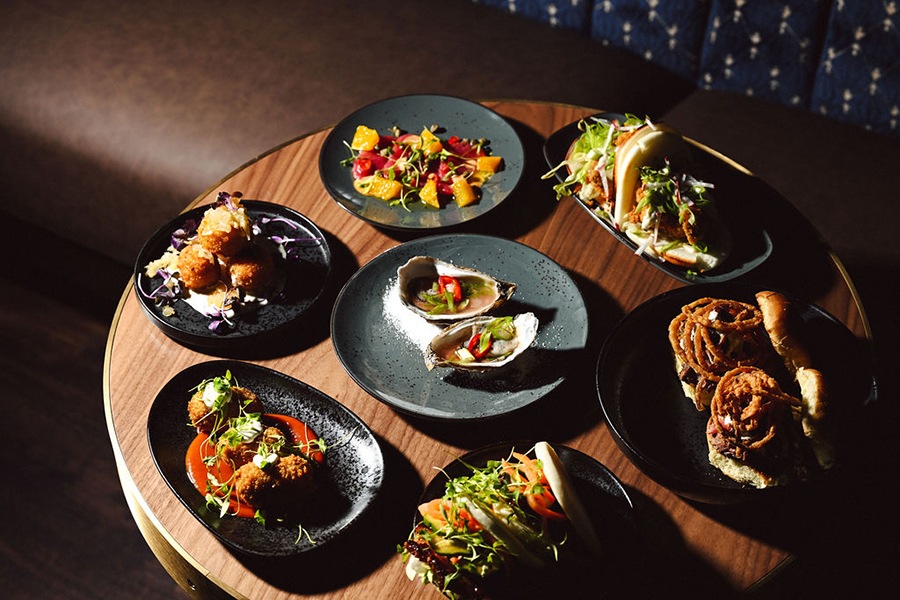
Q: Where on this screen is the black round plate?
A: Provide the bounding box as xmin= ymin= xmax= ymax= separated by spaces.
xmin=330 ymin=234 xmax=588 ymax=421
xmin=597 ymin=283 xmax=877 ymax=504
xmin=147 ymin=360 xmax=384 ymax=556
xmin=543 ymin=113 xmax=773 ymax=284
xmin=133 ymin=200 xmax=331 ymax=350
xmin=319 ymin=94 xmax=524 ymax=230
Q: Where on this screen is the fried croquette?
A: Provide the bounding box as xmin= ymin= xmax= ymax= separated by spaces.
xmin=234 ymin=453 xmax=315 ymax=509
xmin=196 ymin=202 xmax=252 ymax=256
xmin=188 ymin=385 xmax=264 ymax=434
xmin=177 ymin=243 xmax=221 ymax=290
xmin=227 ymin=244 xmax=276 ymax=294
xmin=216 ymin=426 xmax=284 ymax=468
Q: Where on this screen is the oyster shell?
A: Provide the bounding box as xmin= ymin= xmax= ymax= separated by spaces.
xmin=397 ymin=256 xmax=516 ymax=322
xmin=425 ymin=313 xmax=538 ymax=372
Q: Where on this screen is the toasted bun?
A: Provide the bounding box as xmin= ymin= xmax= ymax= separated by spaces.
xmin=756 ymin=290 xmax=812 ymax=375
xmin=706 ymin=415 xmax=785 ymax=489
xmin=534 ymin=442 xmax=604 ymax=558
xmin=796 ymin=367 xmax=835 ymax=469
xmin=613 ymin=123 xmax=691 ymax=227
xmin=707 ymin=436 xmax=783 ymax=489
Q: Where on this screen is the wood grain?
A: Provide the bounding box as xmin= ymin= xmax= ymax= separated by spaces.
xmin=104 ymin=101 xmax=869 ymax=598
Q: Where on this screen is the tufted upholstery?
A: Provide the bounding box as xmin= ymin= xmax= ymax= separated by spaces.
xmin=483 ymin=0 xmax=900 ymax=138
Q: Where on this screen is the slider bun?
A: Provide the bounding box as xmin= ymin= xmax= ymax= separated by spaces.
xmin=613 ymin=123 xmax=691 ymax=228
xmin=706 ymin=434 xmax=784 ymax=489
xmin=534 ymin=442 xmax=604 ymax=558
xmin=756 ymin=290 xmax=812 ymax=375
xmin=623 ymin=223 xmax=731 ymax=272
xmin=796 ymin=367 xmax=835 ymax=469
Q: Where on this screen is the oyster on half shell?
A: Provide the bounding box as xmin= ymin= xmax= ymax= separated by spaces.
xmin=425 ymin=313 xmax=538 ymax=372
xmin=397 ymin=256 xmax=516 ymax=322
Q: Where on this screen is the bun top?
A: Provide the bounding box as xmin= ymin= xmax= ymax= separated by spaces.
xmin=613 ymin=123 xmax=691 ymax=227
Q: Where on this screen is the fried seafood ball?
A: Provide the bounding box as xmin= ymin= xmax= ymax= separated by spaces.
xmin=177 ymin=243 xmax=221 ymax=290
xmin=234 ymin=454 xmax=315 ymax=509
xmin=187 ymin=385 xmax=264 ymax=434
xmin=227 ymin=244 xmax=276 ymax=294
xmin=196 ymin=203 xmax=252 ymax=257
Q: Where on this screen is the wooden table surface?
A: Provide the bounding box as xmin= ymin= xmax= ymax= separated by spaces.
xmin=104 ymin=100 xmax=871 ymax=599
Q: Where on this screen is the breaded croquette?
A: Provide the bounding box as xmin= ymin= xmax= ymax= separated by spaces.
xmin=188 ymin=385 xmax=263 ymax=434
xmin=234 ymin=453 xmax=315 ymax=509
xmin=177 ymin=242 xmax=221 ymax=290
xmin=227 ymin=244 xmax=276 ymax=294
xmin=196 ymin=202 xmax=252 ymax=256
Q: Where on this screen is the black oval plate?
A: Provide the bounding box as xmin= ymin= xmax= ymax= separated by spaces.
xmin=330 ymin=234 xmax=588 ymax=421
xmin=412 ymin=441 xmax=640 ymax=598
xmin=543 ymin=113 xmax=773 ymax=284
xmin=133 ymin=200 xmax=331 ymax=350
xmin=319 ymin=94 xmax=524 ymax=230
xmin=597 ymin=283 xmax=877 ymax=504
xmin=147 ymin=360 xmax=384 ymax=556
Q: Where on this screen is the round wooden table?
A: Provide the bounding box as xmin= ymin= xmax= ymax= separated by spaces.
xmin=104 ymin=100 xmax=871 ymax=599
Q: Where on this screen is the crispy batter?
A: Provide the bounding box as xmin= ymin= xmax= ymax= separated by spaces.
xmin=177 ymin=242 xmax=221 ymax=290
xmin=710 ymin=366 xmax=798 ymax=461
xmin=669 ymin=297 xmax=773 ymax=409
xmin=234 ymin=453 xmax=315 ymax=509
xmin=187 ymin=385 xmax=263 ymax=434
xmin=196 ymin=202 xmax=252 ymax=256
xmin=227 ymin=244 xmax=276 ymax=294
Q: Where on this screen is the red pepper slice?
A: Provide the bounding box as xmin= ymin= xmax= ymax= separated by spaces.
xmin=467 ymin=332 xmax=491 ymax=359
xmin=438 ymin=275 xmax=462 ymax=303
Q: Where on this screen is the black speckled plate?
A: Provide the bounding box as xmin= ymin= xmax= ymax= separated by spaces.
xmin=330 ymin=234 xmax=588 ymax=421
xmin=147 ymin=360 xmax=384 ymax=556
xmin=543 ymin=113 xmax=773 ymax=284
xmin=133 ymin=200 xmax=331 ymax=350
xmin=319 ymin=94 xmax=524 ymax=230
xmin=411 ymin=442 xmax=640 ymax=597
xmin=597 ymin=283 xmax=877 ymax=504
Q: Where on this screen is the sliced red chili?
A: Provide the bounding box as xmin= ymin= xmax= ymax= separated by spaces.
xmin=467 ymin=332 xmax=491 ymax=359
xmin=438 ymin=275 xmax=462 ymax=303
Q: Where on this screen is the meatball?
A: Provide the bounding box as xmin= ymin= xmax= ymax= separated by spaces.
xmin=227 ymin=244 xmax=276 ymax=294
xmin=196 ymin=203 xmax=252 ymax=256
xmin=177 ymin=243 xmax=221 ymax=290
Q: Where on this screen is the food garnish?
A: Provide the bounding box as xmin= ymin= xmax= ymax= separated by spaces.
xmin=341 ymin=124 xmax=503 ymax=210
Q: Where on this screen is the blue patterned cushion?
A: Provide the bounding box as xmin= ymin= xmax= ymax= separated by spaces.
xmin=590 ymin=0 xmax=712 ymax=80
xmin=698 ymin=0 xmax=831 ymax=108
xmin=474 ymin=0 xmax=594 ymax=33
xmin=811 ymin=2 xmax=900 ymax=137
